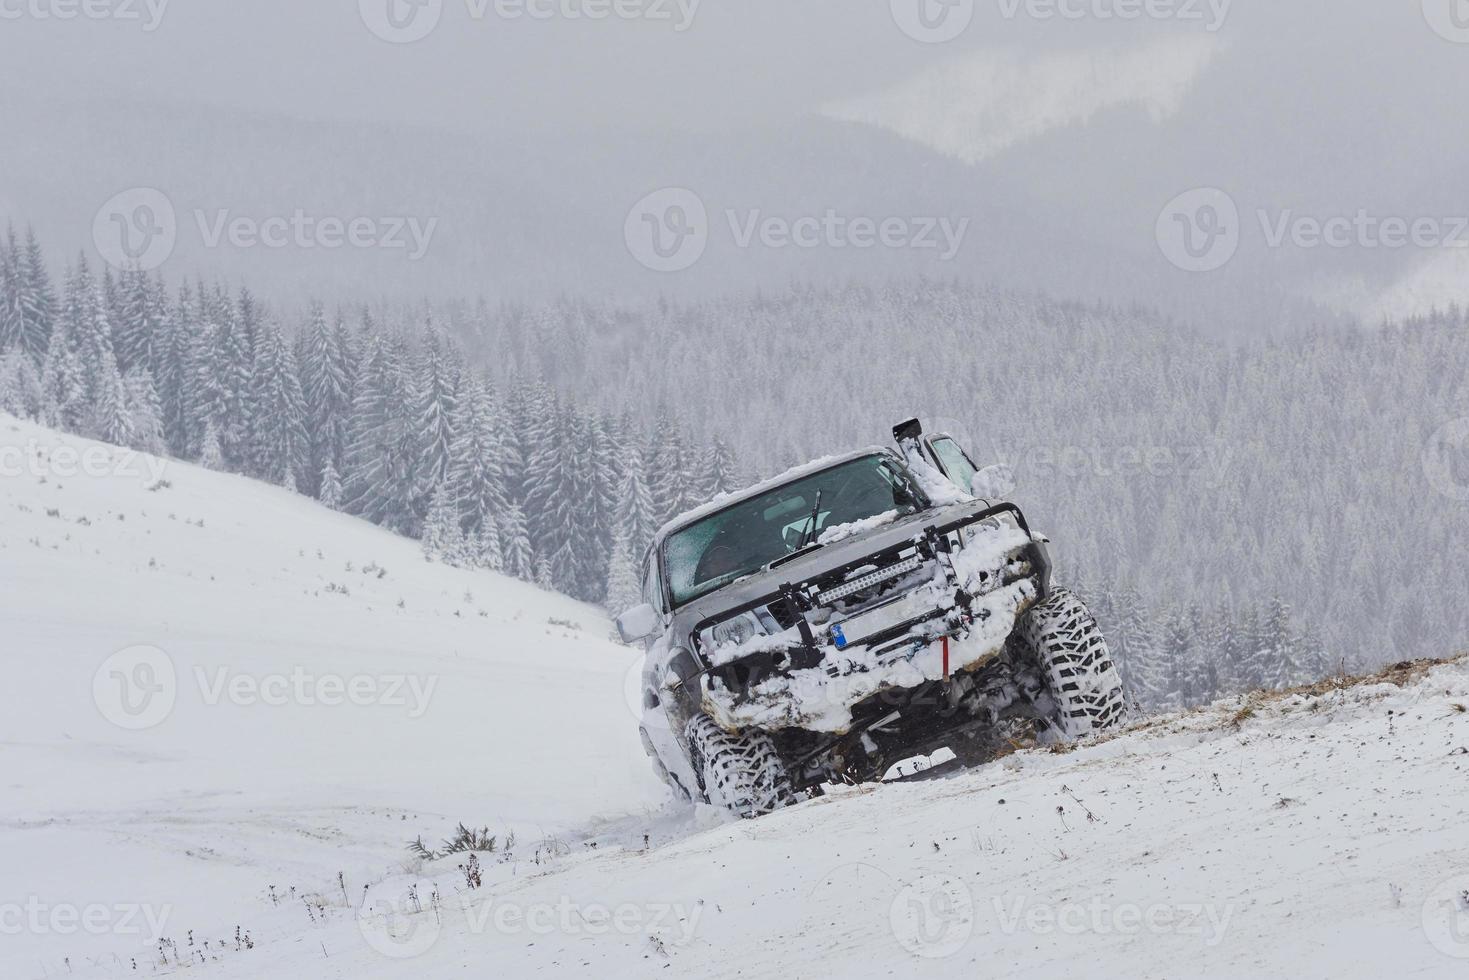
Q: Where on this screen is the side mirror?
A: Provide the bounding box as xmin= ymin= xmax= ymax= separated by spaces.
xmin=971 ymin=463 xmax=1016 ymax=500
xmin=616 ymin=603 xmax=660 ymax=644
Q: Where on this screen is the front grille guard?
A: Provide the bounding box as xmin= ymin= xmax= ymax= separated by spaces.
xmin=690 ymin=502 xmax=1044 ymax=669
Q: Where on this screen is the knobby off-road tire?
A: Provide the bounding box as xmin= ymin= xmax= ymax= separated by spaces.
xmin=685 ymin=714 xmax=804 ymax=819
xmin=1019 ymin=588 xmax=1127 ymax=739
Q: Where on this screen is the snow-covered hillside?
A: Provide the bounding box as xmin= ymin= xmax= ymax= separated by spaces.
xmin=4 ymin=416 xmax=1467 ymax=979
xmin=0 ymin=416 xmax=664 ymax=977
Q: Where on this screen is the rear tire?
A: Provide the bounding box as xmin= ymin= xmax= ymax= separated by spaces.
xmin=685 ymin=715 xmax=804 ymax=818
xmin=1018 ymin=588 xmax=1127 ymax=739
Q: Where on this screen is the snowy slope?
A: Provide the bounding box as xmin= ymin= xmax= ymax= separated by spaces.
xmin=0 ymin=416 xmax=664 ymax=977
xmin=4 ymin=416 xmax=1468 ymax=979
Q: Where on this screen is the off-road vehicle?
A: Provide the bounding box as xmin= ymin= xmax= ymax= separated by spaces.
xmin=617 ymin=419 xmax=1127 ymax=817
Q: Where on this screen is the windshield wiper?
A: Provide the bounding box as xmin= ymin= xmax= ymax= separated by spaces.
xmin=795 ymin=489 xmax=823 ymax=551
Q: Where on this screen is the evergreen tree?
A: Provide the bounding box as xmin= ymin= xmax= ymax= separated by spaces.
xmin=604 ymin=526 xmax=643 ymax=617
xmin=319 ymin=459 xmax=344 ymax=511
xmin=500 ymin=503 xmax=534 ymax=580
xmin=250 ymin=324 xmax=309 ymax=489
xmin=89 ymin=350 xmax=133 ymax=447
xmin=299 ymin=304 xmax=355 ymax=496
xmin=0 ymin=348 xmax=43 ymax=419
xmin=122 ymin=367 xmax=167 ymax=456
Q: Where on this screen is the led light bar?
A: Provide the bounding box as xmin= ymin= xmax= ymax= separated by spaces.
xmin=816 ymin=556 xmax=923 ymax=605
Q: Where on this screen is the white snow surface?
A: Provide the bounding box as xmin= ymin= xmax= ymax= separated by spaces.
xmin=5 ymin=417 xmax=1469 ymax=979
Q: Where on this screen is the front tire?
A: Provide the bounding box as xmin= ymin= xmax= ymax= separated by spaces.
xmin=1018 ymin=588 xmax=1127 ymax=739
xmin=685 ymin=715 xmax=804 ymax=818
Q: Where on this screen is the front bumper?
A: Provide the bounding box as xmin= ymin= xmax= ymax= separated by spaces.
xmin=693 ymin=504 xmax=1048 ymax=735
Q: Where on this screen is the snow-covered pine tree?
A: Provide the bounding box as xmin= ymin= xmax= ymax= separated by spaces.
xmin=122 ymin=368 xmax=167 ymax=456
xmin=413 ymin=324 xmax=459 ymax=518
xmin=445 ymin=379 xmax=509 ymax=541
xmin=614 ymin=449 xmax=658 ymax=556
xmin=0 ymin=227 xmax=21 ymax=354
xmin=299 ymin=303 xmax=355 ymax=498
xmin=39 ymin=262 xmax=91 ymax=431
xmin=421 ymin=480 xmax=463 ymax=561
xmin=342 ymin=335 xmax=419 ymax=534
xmin=113 ymin=266 xmax=161 ymax=376
xmin=695 ymin=436 xmax=739 ymax=501
xmin=534 ymin=553 xmax=555 ymax=590
xmin=199 ymin=418 xmax=224 ymax=471
xmin=250 ymin=323 xmax=309 ymax=490
xmin=15 ymin=228 xmax=56 ymax=360
xmin=500 ymin=503 xmax=533 ymax=581
xmin=1257 ymin=597 xmax=1301 ymax=690
xmin=318 ymin=459 xmax=344 ymax=511
xmin=89 ymin=350 xmax=134 ymax=448
xmin=603 ymin=526 xmax=643 ymax=618
xmin=0 ymin=347 xmax=43 ymax=420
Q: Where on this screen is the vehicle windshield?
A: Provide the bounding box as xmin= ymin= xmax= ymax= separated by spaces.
xmin=662 ymin=454 xmax=928 ymax=607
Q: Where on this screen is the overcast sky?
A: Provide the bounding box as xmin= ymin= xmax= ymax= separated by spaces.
xmin=5 ymin=1 xmax=1469 ymax=322
xmin=1 ymin=1 xmax=1460 ymax=136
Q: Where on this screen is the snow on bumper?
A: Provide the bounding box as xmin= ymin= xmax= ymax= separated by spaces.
xmin=699 ymin=528 xmax=1039 ymax=735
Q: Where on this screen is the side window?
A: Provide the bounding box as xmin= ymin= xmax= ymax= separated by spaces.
xmin=641 ymin=550 xmax=661 ymax=611
xmin=930 ymin=437 xmax=978 ymax=494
